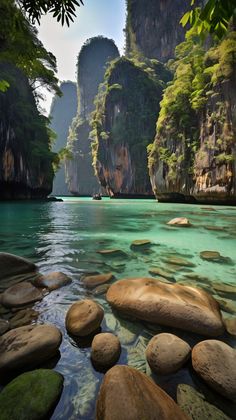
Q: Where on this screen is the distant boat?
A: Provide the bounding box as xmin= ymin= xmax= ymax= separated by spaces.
xmin=92 ymin=193 xmax=102 ymax=200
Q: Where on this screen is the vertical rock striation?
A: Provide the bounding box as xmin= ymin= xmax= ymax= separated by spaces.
xmin=66 ymin=37 xmax=119 ymax=196
xmin=0 ymin=63 xmax=54 ymax=199
xmin=125 ymin=0 xmax=204 ymax=62
xmin=50 ymin=81 xmax=77 ymax=196
xmin=91 ymin=58 xmax=169 ymax=196
xmin=148 ymin=30 xmax=236 ymax=204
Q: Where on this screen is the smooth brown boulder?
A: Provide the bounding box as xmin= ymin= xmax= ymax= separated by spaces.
xmin=96 ymin=249 xmax=126 ymax=257
xmin=1 ymin=281 xmax=43 ymax=308
xmin=192 ymin=340 xmax=236 ymax=402
xmin=107 ymin=278 xmax=224 ymax=336
xmin=131 ymin=240 xmax=151 ymax=249
xmin=91 ymin=332 xmax=121 ymax=368
xmin=0 ymin=324 xmax=62 ymax=373
xmin=33 ymin=272 xmax=71 ymax=291
xmin=146 ymin=333 xmax=191 ymax=375
xmin=82 ymin=273 xmax=114 ymax=289
xmin=200 ymin=251 xmax=222 ymax=261
xmin=96 ymin=365 xmax=187 ymax=420
xmin=167 ymin=218 xmax=191 ymax=227
xmin=65 ymin=299 xmax=104 ymax=336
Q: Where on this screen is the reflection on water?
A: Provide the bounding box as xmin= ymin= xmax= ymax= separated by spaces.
xmin=0 ymin=198 xmax=236 ymax=418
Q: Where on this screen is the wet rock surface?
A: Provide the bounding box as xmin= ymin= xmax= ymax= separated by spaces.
xmin=192 ymin=340 xmax=236 ymax=402
xmin=1 ymin=282 xmax=43 ymax=308
xmin=96 ymin=365 xmax=188 ymax=419
xmin=167 ymin=218 xmax=191 ymax=227
xmin=107 ymin=278 xmax=224 ymax=336
xmin=65 ymin=299 xmax=104 ymax=337
xmin=146 ymin=333 xmax=191 ymax=375
xmin=0 ymin=324 xmax=62 ymax=373
xmin=82 ymin=273 xmax=114 ymax=289
xmin=33 ymin=271 xmax=71 ymax=290
xmin=91 ymin=332 xmax=121 ymax=368
xmin=0 ymin=369 xmax=64 ymax=420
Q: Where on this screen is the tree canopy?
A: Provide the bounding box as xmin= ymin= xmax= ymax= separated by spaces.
xmin=181 ymin=0 xmax=236 ymax=38
xmin=17 ymin=0 xmax=84 ymax=26
xmin=0 ymin=0 xmax=60 ymax=96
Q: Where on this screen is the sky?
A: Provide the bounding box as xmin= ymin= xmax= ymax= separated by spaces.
xmin=37 ymin=0 xmax=126 ymax=114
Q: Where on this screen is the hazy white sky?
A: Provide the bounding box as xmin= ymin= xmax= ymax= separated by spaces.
xmin=37 ymin=0 xmax=126 ymax=114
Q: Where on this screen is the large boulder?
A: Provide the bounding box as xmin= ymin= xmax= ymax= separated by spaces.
xmin=0 ymin=324 xmax=62 ymax=373
xmin=146 ymin=333 xmax=191 ymax=375
xmin=65 ymin=299 xmax=104 ymax=336
xmin=192 ymin=340 xmax=236 ymax=402
xmin=177 ymin=384 xmax=230 ymax=420
xmin=0 ymin=369 xmax=63 ymax=420
xmin=96 ymin=365 xmax=187 ymax=419
xmin=91 ymin=332 xmax=121 ymax=368
xmin=1 ymin=282 xmax=43 ymax=308
xmin=106 ymin=278 xmax=224 ymax=336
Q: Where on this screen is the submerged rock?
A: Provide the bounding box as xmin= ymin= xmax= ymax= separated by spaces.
xmin=82 ymin=273 xmax=114 ymax=289
xmin=0 ymin=369 xmax=63 ymax=420
xmin=0 ymin=324 xmax=62 ymax=373
xmin=212 ymin=282 xmax=236 ymax=295
xmin=9 ymin=308 xmax=38 ymax=329
xmin=65 ymin=299 xmax=104 ymax=336
xmin=130 ymin=240 xmax=152 ymax=250
xmin=200 ymin=251 xmax=223 ymax=262
xmin=96 ymin=249 xmax=126 ymax=257
xmin=93 ymin=284 xmax=111 ymax=296
xmin=106 ymin=278 xmax=224 ymax=336
xmin=0 ymin=253 xmax=37 ymax=281
xmin=167 ymin=218 xmax=191 ymax=227
xmin=161 ymin=256 xmax=195 ymax=267
xmin=146 ymin=333 xmax=191 ymax=375
xmin=177 ymin=384 xmax=230 ymax=420
xmin=96 ymin=365 xmax=187 ymax=420
xmin=192 ymin=340 xmax=236 ymax=402
xmin=91 ymin=332 xmax=121 ymax=368
xmin=224 ymin=317 xmax=236 ymax=336
xmin=0 ymin=319 xmax=9 ymax=335
xmin=33 ymin=272 xmax=71 ymax=291
xmin=148 ymin=267 xmax=175 ymax=281
xmin=1 ymin=282 xmax=43 ymax=308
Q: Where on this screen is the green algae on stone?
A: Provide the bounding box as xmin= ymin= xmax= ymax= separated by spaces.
xmin=0 ymin=369 xmax=63 ymax=420
xmin=177 ymin=384 xmax=230 ymax=420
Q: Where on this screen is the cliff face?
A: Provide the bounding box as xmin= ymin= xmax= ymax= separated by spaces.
xmin=0 ymin=63 xmax=54 ymax=199
xmin=92 ymin=57 xmax=169 ymax=196
xmin=148 ymin=31 xmax=236 ymax=204
xmin=50 ymin=81 xmax=77 ymax=196
xmin=125 ymin=0 xmax=204 ymax=62
xmin=66 ymin=37 xmax=119 ymax=195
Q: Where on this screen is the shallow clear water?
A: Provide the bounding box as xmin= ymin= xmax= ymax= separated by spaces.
xmin=0 ymin=198 xmax=236 ymax=418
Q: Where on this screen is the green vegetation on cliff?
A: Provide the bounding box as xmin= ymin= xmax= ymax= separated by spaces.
xmin=148 ymin=28 xmax=236 ymax=194
xmin=91 ymin=56 xmax=170 ymax=195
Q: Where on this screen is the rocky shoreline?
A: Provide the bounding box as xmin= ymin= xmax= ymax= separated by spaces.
xmin=0 ymin=232 xmax=236 ymax=419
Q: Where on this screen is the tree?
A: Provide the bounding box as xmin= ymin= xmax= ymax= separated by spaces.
xmin=181 ymin=0 xmax=236 ymax=38
xmin=0 ymin=0 xmax=60 ymax=96
xmin=17 ymin=0 xmax=84 ymax=26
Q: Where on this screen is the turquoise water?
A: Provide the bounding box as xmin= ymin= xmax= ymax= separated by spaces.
xmin=0 ymin=198 xmax=236 ymax=418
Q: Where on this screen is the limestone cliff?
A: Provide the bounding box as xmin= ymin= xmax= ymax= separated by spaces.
xmin=148 ymin=30 xmax=236 ymax=204
xmin=91 ymin=57 xmax=170 ymax=196
xmin=125 ymin=0 xmax=204 ymax=62
xmin=50 ymin=81 xmax=77 ymax=196
xmin=0 ymin=62 xmax=54 ymax=199
xmin=66 ymin=37 xmax=119 ymax=195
